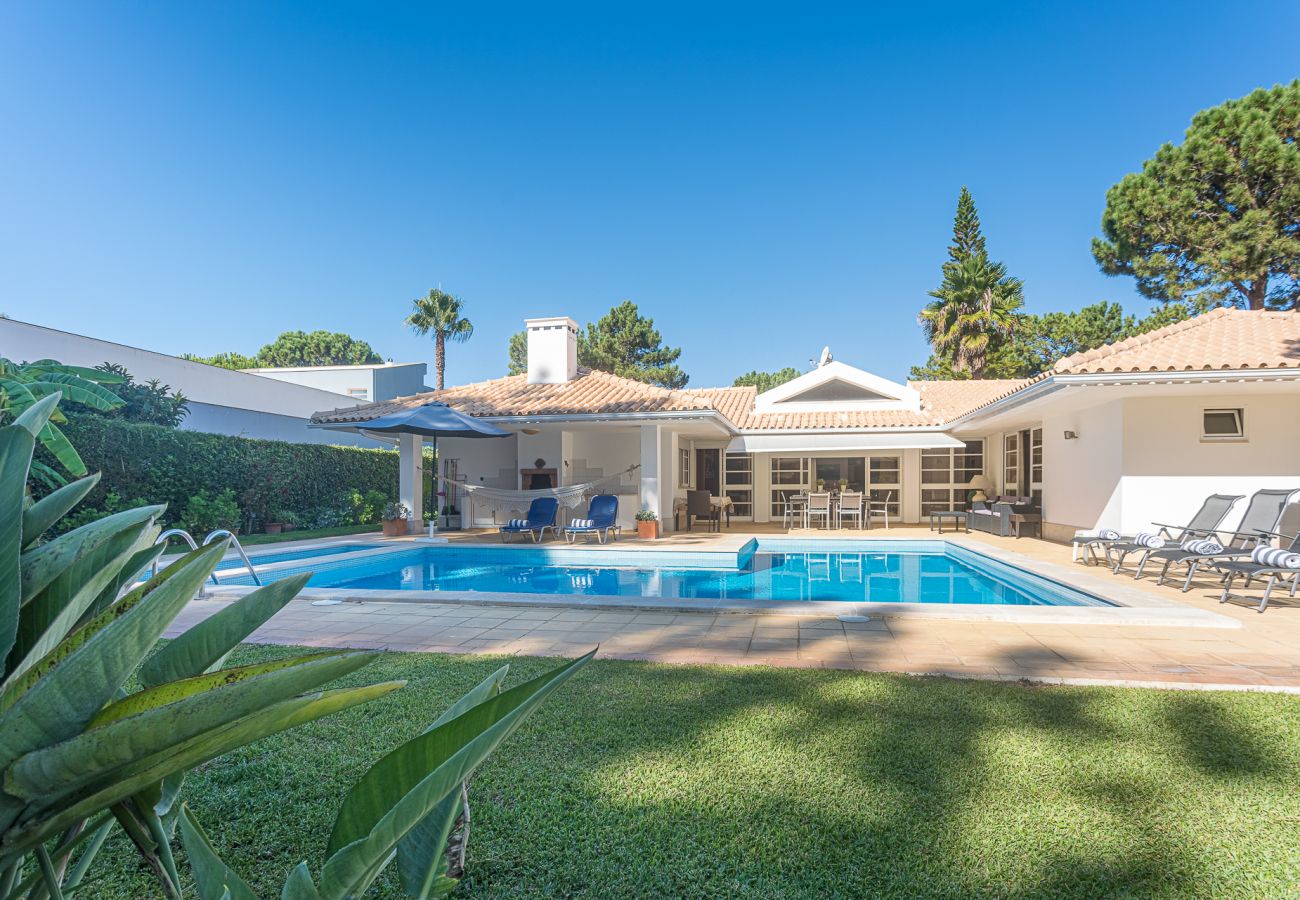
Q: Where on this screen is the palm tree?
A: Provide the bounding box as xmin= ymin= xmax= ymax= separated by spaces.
xmin=406 ymin=288 xmax=474 ymax=389
xmin=919 ymin=256 xmax=1023 ymax=379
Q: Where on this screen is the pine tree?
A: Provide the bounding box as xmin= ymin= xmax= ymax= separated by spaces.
xmin=918 ymin=189 xmax=1024 ymax=379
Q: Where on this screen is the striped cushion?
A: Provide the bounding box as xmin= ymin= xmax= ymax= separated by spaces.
xmin=1073 ymin=528 xmax=1121 ymax=543
xmin=1180 ymin=538 xmax=1224 ymax=554
xmin=569 ymin=518 xmax=595 ymax=528
xmin=1133 ymin=532 xmax=1165 ymax=549
xmin=505 ymin=518 xmax=528 ymax=529
xmin=1251 ymin=545 xmax=1300 ymax=569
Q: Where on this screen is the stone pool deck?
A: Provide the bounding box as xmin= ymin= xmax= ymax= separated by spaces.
xmin=167 ymin=526 xmax=1300 ymax=692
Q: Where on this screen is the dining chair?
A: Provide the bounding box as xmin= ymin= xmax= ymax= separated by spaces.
xmin=805 ymin=492 xmax=833 ymax=529
xmin=837 ymin=491 xmax=864 ymax=529
xmin=867 ymin=491 xmax=893 ymax=529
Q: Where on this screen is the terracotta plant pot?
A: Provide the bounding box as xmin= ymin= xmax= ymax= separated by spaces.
xmin=382 ymin=518 xmax=407 ymax=537
xmin=264 ymin=523 xmax=283 ymax=535
xmin=636 ymin=520 xmax=659 ymax=540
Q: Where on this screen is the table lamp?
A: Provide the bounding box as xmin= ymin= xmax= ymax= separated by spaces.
xmin=967 ymin=474 xmax=992 ymax=503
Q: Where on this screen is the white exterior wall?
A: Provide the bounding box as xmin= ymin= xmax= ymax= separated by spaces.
xmin=1119 ymin=394 xmax=1300 ymax=536
xmin=2 ymin=318 xmax=375 ymax=446
xmin=185 ymin=403 xmax=376 ymax=447
xmin=1038 ymin=401 xmax=1125 ymax=536
xmin=1034 ymin=393 xmax=1300 ymax=539
xmin=569 ymin=429 xmax=640 ymax=529
xmin=437 ymin=433 xmax=520 ymax=527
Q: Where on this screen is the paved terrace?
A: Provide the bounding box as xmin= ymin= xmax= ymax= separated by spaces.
xmin=167 ymin=525 xmax=1300 ymax=692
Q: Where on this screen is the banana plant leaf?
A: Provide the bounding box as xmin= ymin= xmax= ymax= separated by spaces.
xmin=318 ymin=651 xmax=594 ymax=899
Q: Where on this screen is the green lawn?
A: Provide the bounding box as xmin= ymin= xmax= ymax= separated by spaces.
xmin=238 ymin=524 xmax=382 ymax=546
xmin=96 ymin=647 xmax=1300 ymax=898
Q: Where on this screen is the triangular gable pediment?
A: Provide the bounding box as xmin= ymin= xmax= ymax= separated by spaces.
xmin=754 ymin=361 xmax=921 ymax=414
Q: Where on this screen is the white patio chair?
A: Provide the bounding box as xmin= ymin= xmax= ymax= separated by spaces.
xmin=837 ymin=491 xmax=864 ymax=529
xmin=867 ymin=491 xmax=893 ymax=529
xmin=804 ymin=492 xmax=832 ymax=529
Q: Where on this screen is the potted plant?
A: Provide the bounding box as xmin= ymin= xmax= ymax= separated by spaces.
xmin=635 ymin=508 xmax=659 ymax=540
xmin=264 ymin=509 xmax=292 ymax=535
xmin=279 ymin=509 xmax=300 ymax=532
xmin=381 ymin=501 xmax=410 ymax=537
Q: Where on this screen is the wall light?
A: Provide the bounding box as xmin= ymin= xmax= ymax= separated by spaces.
xmin=1064 ymin=430 xmax=1079 ymax=440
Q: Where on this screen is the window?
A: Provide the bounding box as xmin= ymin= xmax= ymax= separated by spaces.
xmin=1030 ymin=428 xmax=1043 ymax=507
xmin=724 ymin=453 xmax=754 ymax=517
xmin=921 ymin=440 xmax=985 ymax=515
xmin=868 ymin=456 xmax=901 ymax=519
xmin=1003 ymin=433 xmax=1019 ymax=494
xmin=770 ymin=457 xmax=810 ymax=517
xmin=679 ymin=448 xmax=691 ymax=488
xmin=347 ymin=388 xmax=369 ymax=399
xmin=1203 ymin=408 xmax=1245 ymax=441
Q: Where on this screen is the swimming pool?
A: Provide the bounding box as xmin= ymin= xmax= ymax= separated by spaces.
xmin=212 ymin=543 xmax=381 ymax=572
xmin=226 ymin=540 xmax=1113 ymax=607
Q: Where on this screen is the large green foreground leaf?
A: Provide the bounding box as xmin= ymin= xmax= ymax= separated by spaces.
xmin=139 ymin=574 xmax=311 ymax=688
xmin=0 ymin=425 xmax=35 ymax=668
xmin=177 ymin=804 xmax=259 ymax=900
xmin=0 ymin=541 xmax=224 ymax=771
xmin=319 ymin=651 xmax=595 ymax=898
xmin=20 ymin=472 xmax=101 ymax=551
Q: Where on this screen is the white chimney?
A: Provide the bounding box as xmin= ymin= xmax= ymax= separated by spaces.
xmin=525 ymin=316 xmax=579 ymax=384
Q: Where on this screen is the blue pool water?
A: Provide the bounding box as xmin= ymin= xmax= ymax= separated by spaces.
xmin=213 ymin=543 xmax=379 ymax=571
xmin=228 ymin=540 xmax=1111 ymax=607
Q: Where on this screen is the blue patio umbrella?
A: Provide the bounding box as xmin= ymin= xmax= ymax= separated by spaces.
xmin=354 ymin=401 xmax=511 ymax=535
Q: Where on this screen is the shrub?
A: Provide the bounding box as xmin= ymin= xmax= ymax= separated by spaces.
xmin=361 ymin=488 xmax=389 ymax=524
xmin=181 ymin=488 xmax=241 ymax=534
xmin=56 ymin=414 xmax=401 ymax=530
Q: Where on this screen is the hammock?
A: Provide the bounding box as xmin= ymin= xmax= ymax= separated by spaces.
xmin=452 ymin=465 xmax=640 ymax=519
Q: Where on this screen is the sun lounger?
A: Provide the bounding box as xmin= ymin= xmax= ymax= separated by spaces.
xmin=1136 ymin=488 xmax=1299 ymax=591
xmin=499 ymin=497 xmax=559 ymax=543
xmin=563 ymin=495 xmax=621 ymax=544
xmin=1215 ymin=533 xmax=1300 ymax=612
xmin=1101 ymin=493 xmax=1242 ymax=574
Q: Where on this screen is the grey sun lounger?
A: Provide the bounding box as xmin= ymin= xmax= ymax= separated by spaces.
xmin=1215 ymin=531 xmax=1300 ymax=613
xmin=1135 ymin=488 xmax=1300 ymax=591
xmin=1102 ymin=493 xmax=1242 ymax=574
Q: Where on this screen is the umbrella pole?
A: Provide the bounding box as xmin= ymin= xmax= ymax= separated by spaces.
xmin=429 ymin=435 xmax=439 ymax=538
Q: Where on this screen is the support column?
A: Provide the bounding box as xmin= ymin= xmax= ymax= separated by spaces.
xmin=639 ymin=423 xmax=664 ymax=526
xmin=398 ymin=432 xmax=424 ymax=534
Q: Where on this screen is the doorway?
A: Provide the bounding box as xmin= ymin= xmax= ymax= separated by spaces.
xmin=696 ymin=449 xmax=721 ymax=495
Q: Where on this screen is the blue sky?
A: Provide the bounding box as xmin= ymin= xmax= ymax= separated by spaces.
xmin=2 ymin=2 xmax=1297 ymax=388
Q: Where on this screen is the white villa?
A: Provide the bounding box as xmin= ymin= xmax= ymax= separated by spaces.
xmin=312 ymin=309 xmax=1300 ymax=541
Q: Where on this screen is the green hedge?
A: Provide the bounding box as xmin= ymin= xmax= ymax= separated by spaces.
xmin=59 ymin=415 xmax=403 ymax=529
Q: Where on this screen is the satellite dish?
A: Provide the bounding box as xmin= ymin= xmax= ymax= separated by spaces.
xmin=818 ymin=346 xmax=832 ymax=367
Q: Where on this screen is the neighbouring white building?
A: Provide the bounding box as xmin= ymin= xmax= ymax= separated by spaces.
xmin=243 ymin=362 xmax=428 ymax=402
xmin=1 ymin=318 xmax=424 ymax=447
xmin=313 ymin=309 xmax=1300 ymax=539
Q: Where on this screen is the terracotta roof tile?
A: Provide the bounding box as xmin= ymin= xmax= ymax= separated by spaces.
xmin=311 ymin=368 xmax=714 ymax=425
xmin=1054 ymin=307 xmax=1300 ymax=374
xmin=313 ymin=310 xmax=1300 ymax=431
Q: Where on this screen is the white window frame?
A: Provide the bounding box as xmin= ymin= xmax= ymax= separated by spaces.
xmin=921 ymin=440 xmax=985 ymax=515
xmin=724 ymin=452 xmax=754 ymax=519
xmin=679 ymin=447 xmax=691 ymax=488
xmin=1202 ymin=408 xmax=1246 ymax=442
